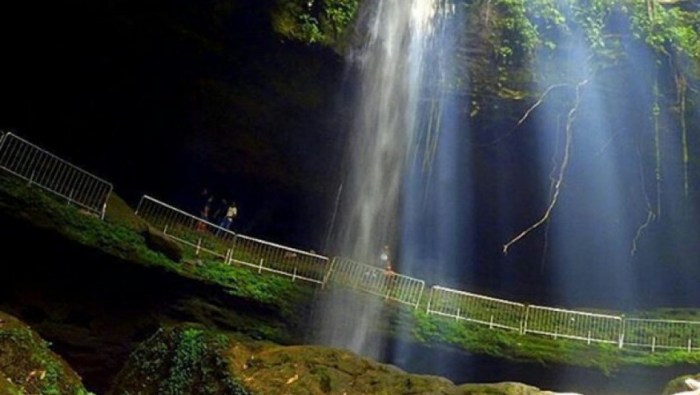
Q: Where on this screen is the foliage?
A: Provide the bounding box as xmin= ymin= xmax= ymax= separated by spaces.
xmin=454 ymin=0 xmax=700 ymax=103
xmin=271 ymin=0 xmax=360 ymax=50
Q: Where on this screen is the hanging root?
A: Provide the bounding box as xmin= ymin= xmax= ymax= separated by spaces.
xmin=676 ymin=70 xmax=689 ymax=201
xmin=631 ymin=73 xmax=666 ymax=256
xmin=631 ymin=211 xmax=655 ymax=256
xmin=503 ymin=79 xmax=589 ymax=255
xmin=540 ymin=115 xmax=563 ymax=272
xmin=480 ymin=84 xmax=569 ymax=147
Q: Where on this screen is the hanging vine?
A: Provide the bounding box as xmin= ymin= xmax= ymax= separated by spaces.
xmin=676 ymin=69 xmax=689 ymax=200
xmin=503 ymin=78 xmax=589 ymax=255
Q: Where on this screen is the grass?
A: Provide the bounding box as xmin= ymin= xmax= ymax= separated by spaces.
xmin=384 ymin=305 xmax=700 ymax=375
xmin=0 ymin=174 xmax=315 ymax=320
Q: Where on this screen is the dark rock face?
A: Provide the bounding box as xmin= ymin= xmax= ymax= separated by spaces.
xmin=0 ymin=211 xmax=303 ymax=394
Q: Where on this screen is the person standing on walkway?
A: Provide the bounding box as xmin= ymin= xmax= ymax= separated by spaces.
xmin=381 ymin=245 xmax=396 ymax=297
xmin=196 ymin=188 xmax=213 ymax=231
xmin=380 ymin=245 xmax=390 ymax=268
xmin=218 ymin=201 xmax=238 ymax=232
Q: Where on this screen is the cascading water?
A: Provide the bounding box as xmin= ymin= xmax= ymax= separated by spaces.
xmin=336 ymin=0 xmax=441 ymax=264
xmin=315 ymin=0 xmax=458 ymax=358
xmin=307 ymin=1 xmax=700 ymax=393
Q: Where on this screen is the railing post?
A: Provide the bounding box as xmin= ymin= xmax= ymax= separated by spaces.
xmin=414 ymin=283 xmax=424 ymax=310
xmin=230 ymin=235 xmax=238 ymax=264
xmin=134 ymin=196 xmax=144 ymax=216
xmin=426 ymin=287 xmax=433 ymax=314
xmin=618 ymin=316 xmax=625 ymax=349
xmin=196 ymin=238 xmax=201 ymax=256
xmin=321 ymin=258 xmax=334 ymax=289
xmin=258 ymin=258 xmax=264 ymax=273
xmin=521 ymin=305 xmax=530 ymax=335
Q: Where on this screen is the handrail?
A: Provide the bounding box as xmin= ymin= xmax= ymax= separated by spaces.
xmin=0 ymin=132 xmax=113 ymax=219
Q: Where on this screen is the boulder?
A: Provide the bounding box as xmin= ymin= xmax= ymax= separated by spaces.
xmin=663 ymin=374 xmax=700 ymax=395
xmin=143 ymin=225 xmax=183 ymax=262
xmin=109 ymin=325 xmax=249 ymax=395
xmin=0 ymin=311 xmax=90 ymax=395
xmin=111 ymin=324 xmax=581 ymax=395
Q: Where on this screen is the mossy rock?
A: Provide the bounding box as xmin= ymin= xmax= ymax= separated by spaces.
xmin=143 ymin=226 xmax=183 ymax=263
xmin=0 ymin=371 xmax=23 ymax=395
xmin=105 ymin=193 xmax=149 ymax=233
xmin=112 ymin=324 xmax=577 ymax=395
xmin=234 ymin=343 xmax=548 ymax=394
xmin=662 ymin=373 xmax=700 ymax=395
xmin=0 ymin=311 xmax=90 ymax=395
xmin=455 ymin=382 xmax=545 ymax=395
xmin=231 ymin=343 xmax=455 ymax=395
xmin=109 ymin=325 xmax=249 ymax=395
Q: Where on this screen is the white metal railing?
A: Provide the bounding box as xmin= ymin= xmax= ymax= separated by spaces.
xmin=523 ymin=305 xmax=623 ymax=345
xmin=133 ymin=193 xmax=700 ymax=350
xmin=324 ymin=257 xmax=425 ymax=308
xmin=135 ymin=195 xmax=328 ymax=284
xmin=135 ymin=194 xmax=236 ymax=258
xmin=624 ymin=318 xmax=700 ymax=352
xmin=0 ymin=132 xmax=113 ymax=219
xmin=226 ymin=233 xmax=328 ymax=284
xmin=427 ymin=286 xmax=525 ymax=332
xmin=425 ymin=285 xmax=700 ymax=351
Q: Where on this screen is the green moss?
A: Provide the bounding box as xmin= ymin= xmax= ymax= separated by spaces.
xmin=109 ymin=325 xmax=249 ymax=395
xmin=0 ymin=371 xmax=23 ymax=395
xmin=0 ymin=312 xmax=91 ymax=395
xmin=401 ymin=307 xmax=700 ymax=375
